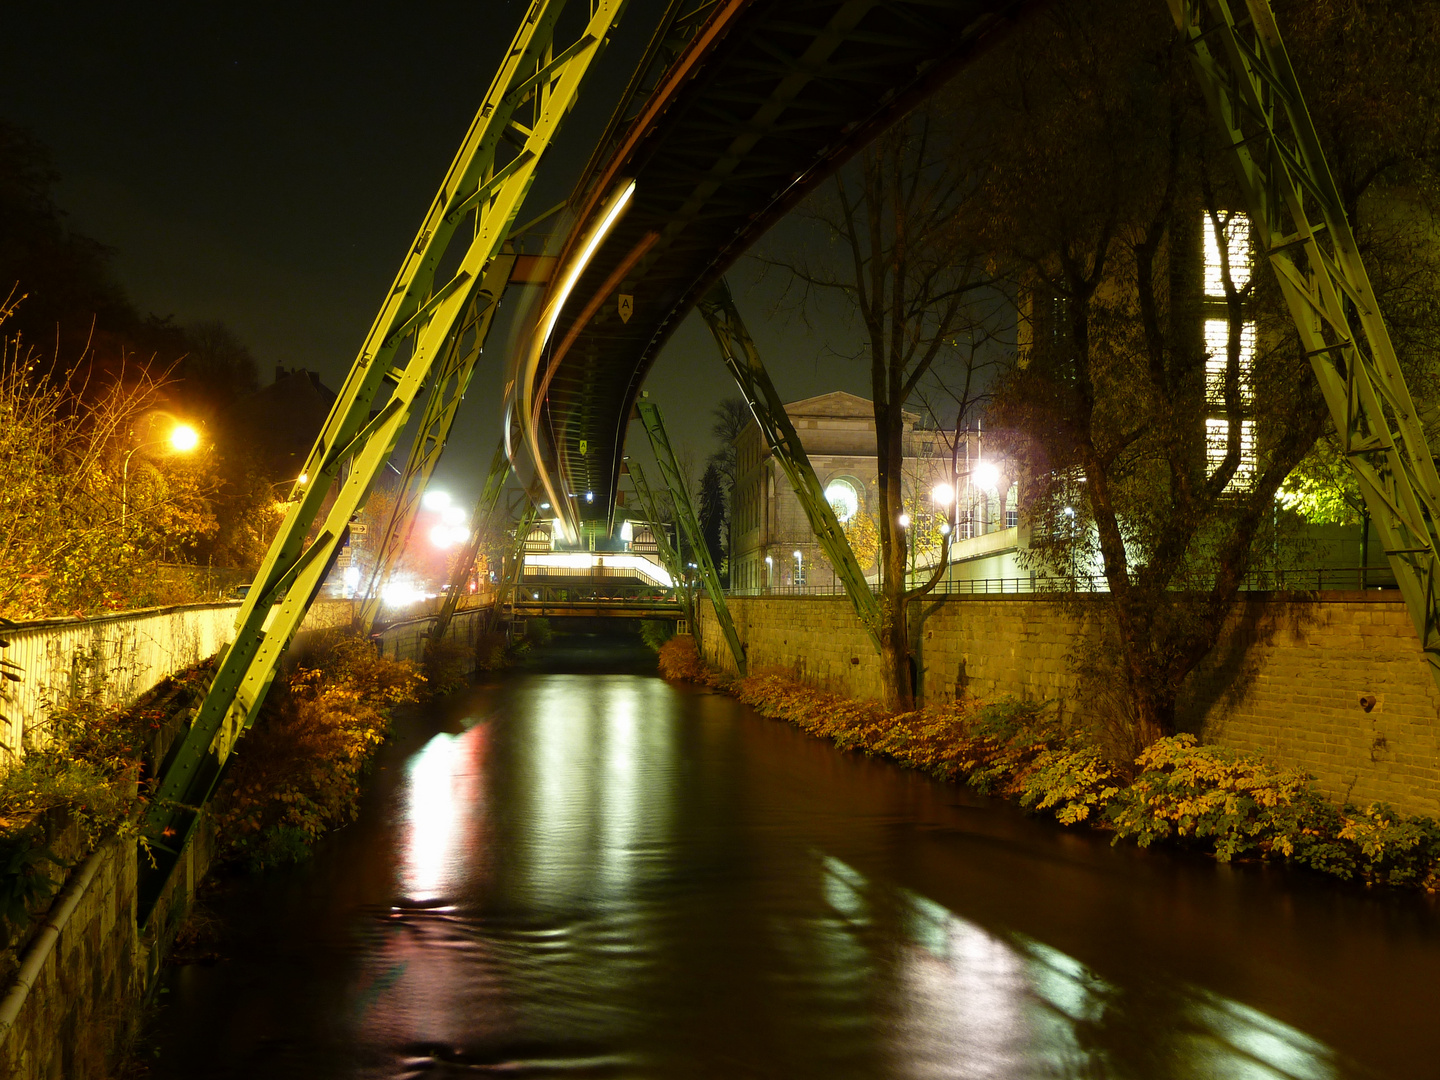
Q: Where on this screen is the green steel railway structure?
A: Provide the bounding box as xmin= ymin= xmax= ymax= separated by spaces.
xmin=134 ymin=0 xmax=1440 ymax=918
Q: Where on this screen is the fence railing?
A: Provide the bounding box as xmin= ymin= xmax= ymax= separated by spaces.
xmin=725 ymin=565 xmax=1399 ymax=599
xmin=0 ymin=599 xmax=355 ymax=761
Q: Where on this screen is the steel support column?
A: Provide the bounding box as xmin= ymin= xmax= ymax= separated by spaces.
xmin=627 ymin=459 xmax=691 ymax=622
xmin=499 ymin=504 xmax=540 ymax=623
xmin=1170 ymin=0 xmax=1440 ymax=688
xmin=429 ymin=440 xmax=514 ymax=644
xmin=697 ymin=278 xmax=882 ymax=649
xmin=135 ymin=0 xmax=629 ymax=918
xmin=635 ymin=401 xmax=746 ymax=672
xmin=356 ymin=257 xmax=515 ymax=635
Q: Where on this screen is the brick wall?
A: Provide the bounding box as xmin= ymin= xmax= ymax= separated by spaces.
xmin=696 ymin=592 xmax=1440 ymax=818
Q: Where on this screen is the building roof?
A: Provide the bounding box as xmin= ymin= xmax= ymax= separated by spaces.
xmin=780 ymin=390 xmax=920 ymax=423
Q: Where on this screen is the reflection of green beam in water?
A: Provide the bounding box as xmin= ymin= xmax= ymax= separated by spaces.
xmin=812 ymin=854 xmax=1359 ymax=1080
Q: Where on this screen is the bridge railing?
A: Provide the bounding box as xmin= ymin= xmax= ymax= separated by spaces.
xmin=726 ymin=565 xmax=1399 ymax=599
xmin=510 ymin=583 xmax=679 ymax=606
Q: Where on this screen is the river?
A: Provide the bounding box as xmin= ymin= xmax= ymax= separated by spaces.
xmin=144 ymin=635 xmax=1440 ymax=1079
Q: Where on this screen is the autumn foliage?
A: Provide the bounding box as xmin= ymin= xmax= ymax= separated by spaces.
xmin=211 ymin=633 xmax=422 ymax=871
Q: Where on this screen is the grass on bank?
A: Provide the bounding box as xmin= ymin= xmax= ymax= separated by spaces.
xmin=658 ymin=635 xmax=1440 ymax=890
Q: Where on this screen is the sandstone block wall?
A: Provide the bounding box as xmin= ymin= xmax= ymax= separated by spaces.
xmin=697 ymin=592 xmax=1440 ymax=818
xmin=1 ymin=839 xmax=139 ymax=1080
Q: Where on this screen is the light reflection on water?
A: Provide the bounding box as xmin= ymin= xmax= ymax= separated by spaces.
xmin=147 ymin=655 xmax=1426 ymax=1080
xmin=810 ymin=855 xmax=1350 ymax=1080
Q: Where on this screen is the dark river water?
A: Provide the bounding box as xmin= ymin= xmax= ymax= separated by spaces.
xmin=146 ymin=636 xmax=1440 ymax=1079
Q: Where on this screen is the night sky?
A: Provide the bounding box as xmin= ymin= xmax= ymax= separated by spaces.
xmin=2 ymin=1 xmax=878 ymax=504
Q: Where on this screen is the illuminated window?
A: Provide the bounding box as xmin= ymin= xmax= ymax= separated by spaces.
xmin=1206 ymin=418 xmax=1256 ymax=491
xmin=1204 ymin=319 xmax=1255 ymax=406
xmin=1204 ymin=212 xmax=1252 ymax=297
xmin=825 ymin=479 xmax=860 ymax=523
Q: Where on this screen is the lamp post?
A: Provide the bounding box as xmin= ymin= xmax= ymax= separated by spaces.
xmin=121 ymin=422 xmax=199 ymax=527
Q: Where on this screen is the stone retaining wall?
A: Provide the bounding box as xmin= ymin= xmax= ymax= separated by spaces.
xmin=696 ymin=592 xmax=1440 ymax=818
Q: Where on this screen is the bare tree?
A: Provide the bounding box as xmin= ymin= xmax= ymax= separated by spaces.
xmin=759 ymin=101 xmax=1000 ymax=708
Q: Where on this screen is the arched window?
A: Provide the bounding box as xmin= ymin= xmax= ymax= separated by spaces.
xmin=824 ymin=478 xmax=860 ymax=523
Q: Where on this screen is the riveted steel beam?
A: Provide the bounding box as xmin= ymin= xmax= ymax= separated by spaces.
xmin=429 ymin=440 xmax=514 ymax=644
xmin=698 ymin=278 xmax=882 ymax=650
xmin=135 ymin=0 xmax=629 ymax=920
xmin=499 ymin=503 xmax=541 ymax=620
xmin=1170 ymin=0 xmax=1440 ymax=688
xmin=356 ymin=256 xmax=515 ymax=636
xmin=635 ymin=401 xmax=746 ymax=672
xmin=627 ymin=458 xmax=691 ymax=622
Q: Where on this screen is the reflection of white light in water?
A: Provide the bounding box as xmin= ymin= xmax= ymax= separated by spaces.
xmin=403 ymin=733 xmax=462 ymax=902
xmin=599 ymin=685 xmax=640 ymax=894
xmin=877 ymin=879 xmax=1344 ymax=1079
xmin=889 ymin=883 xmax=1032 ymax=1072
xmin=519 ymin=678 xmax=674 ymax=904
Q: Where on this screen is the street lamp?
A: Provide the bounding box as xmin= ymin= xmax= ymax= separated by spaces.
xmin=764 ymin=553 xmax=773 ymax=591
xmin=122 ymin=421 xmax=200 ymax=526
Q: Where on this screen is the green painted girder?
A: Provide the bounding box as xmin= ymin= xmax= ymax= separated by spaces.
xmin=697 ymin=278 xmax=882 ymax=650
xmin=356 ymin=258 xmax=516 ymax=636
xmin=135 ymin=0 xmax=630 ymax=920
xmin=635 ymin=401 xmax=746 ymax=673
xmin=499 ymin=503 xmax=540 ymax=615
xmin=430 ymin=439 xmax=515 ymax=643
xmin=1170 ymin=0 xmax=1440 ymax=688
xmin=627 ymin=458 xmax=691 ymax=621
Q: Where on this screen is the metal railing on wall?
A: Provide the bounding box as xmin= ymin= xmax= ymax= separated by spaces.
xmin=0 ymin=599 xmax=356 ymax=761
xmin=726 ymin=565 xmax=1399 ymax=599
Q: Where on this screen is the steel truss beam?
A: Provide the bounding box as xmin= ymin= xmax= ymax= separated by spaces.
xmin=1170 ymin=0 xmax=1440 ymax=687
xmin=499 ymin=503 xmax=541 ymax=620
xmin=430 ymin=440 xmax=514 ymax=644
xmin=697 ymin=279 xmax=882 ymax=649
xmin=135 ymin=0 xmax=629 ymax=918
xmin=635 ymin=401 xmax=746 ymax=672
xmin=626 ymin=459 xmax=691 ymax=621
xmin=357 ymin=257 xmax=516 ymax=635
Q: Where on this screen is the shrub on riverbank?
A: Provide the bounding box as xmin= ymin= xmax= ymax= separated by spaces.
xmin=660 ymin=658 xmax=1440 ymax=890
xmin=0 ymin=675 xmax=189 ymax=949
xmin=657 ymin=635 xmax=708 ymax=681
xmin=423 ymin=634 xmax=472 ymax=698
xmin=212 ymin=633 xmax=422 ymax=872
xmin=640 ymin=620 xmax=674 ymax=653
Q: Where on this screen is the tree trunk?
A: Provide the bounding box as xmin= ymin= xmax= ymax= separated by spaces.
xmin=875 ymin=396 xmax=913 ymax=710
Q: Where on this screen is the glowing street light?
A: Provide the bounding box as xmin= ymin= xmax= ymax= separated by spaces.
xmin=931 ymin=482 xmax=955 ymax=506
xmin=122 ymin=419 xmax=200 ymax=526
xmin=898 ymin=513 xmax=911 ymax=529
xmin=169 ymin=423 xmax=199 ymax=452
xmin=973 ymin=460 xmax=1001 ymax=492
